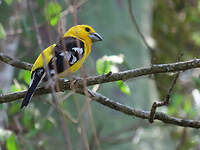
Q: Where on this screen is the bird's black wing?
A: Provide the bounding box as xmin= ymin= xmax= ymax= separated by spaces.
xmin=20 ymin=68 xmax=45 ymax=109
xmin=48 ymin=37 xmax=85 ymax=76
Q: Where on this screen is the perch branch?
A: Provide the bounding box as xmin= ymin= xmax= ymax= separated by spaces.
xmin=1 ymin=53 xmax=200 ymax=128
xmin=2 ymin=53 xmax=200 ymax=103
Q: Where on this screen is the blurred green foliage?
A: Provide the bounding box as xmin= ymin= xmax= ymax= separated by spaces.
xmin=44 ymin=2 xmax=62 ymax=26
xmin=18 ymin=70 xmax=31 ymax=85
xmin=1 ymin=0 xmax=200 ymax=150
xmin=152 ymin=1 xmax=200 ymax=149
xmin=6 ymin=134 xmax=18 ymax=150
xmin=0 ymin=23 xmax=6 ymax=39
xmin=4 ymin=0 xmax=13 ymax=5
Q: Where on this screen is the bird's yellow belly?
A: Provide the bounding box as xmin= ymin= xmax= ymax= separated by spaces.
xmin=58 ymin=57 xmax=85 ymax=78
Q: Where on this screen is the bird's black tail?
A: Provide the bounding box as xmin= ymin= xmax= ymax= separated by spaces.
xmin=20 ymin=68 xmax=44 ymax=109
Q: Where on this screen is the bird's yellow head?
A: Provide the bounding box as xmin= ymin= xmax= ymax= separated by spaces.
xmin=64 ymin=25 xmax=103 ymax=43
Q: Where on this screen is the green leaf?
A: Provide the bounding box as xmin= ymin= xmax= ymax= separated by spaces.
xmin=6 ymin=134 xmax=18 ymax=150
xmin=44 ymin=2 xmax=62 ymax=26
xmin=19 ymin=70 xmax=31 ymax=85
xmin=4 ymin=0 xmax=13 ymax=5
xmin=0 ymin=23 xmax=6 ymax=39
xmin=50 ymin=16 xmax=59 ymax=26
xmin=116 ymin=80 xmax=131 ymax=95
xmin=96 ymin=59 xmax=111 ymax=75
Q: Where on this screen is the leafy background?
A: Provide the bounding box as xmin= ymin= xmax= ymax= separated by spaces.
xmin=0 ymin=0 xmax=200 ymax=150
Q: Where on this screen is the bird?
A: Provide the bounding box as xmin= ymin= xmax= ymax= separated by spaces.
xmin=20 ymin=25 xmax=103 ymax=109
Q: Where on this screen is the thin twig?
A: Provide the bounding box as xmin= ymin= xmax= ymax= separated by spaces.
xmin=149 ymin=54 xmax=183 ymax=123
xmin=27 ymin=0 xmax=43 ymax=50
xmin=149 ymin=74 xmax=179 ymax=122
xmin=128 ymin=0 xmax=155 ymax=52
xmin=28 ymin=0 xmax=73 ymax=149
xmin=61 ymin=0 xmax=88 ymax=19
xmin=45 ymin=98 xmax=78 ymax=124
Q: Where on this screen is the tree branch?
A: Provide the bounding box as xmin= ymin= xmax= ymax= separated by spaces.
xmin=86 ymin=90 xmax=200 ymax=129
xmin=2 ymin=51 xmax=200 ymax=80
xmin=2 ymin=83 xmax=200 ymax=128
xmin=1 ymin=52 xmax=200 ymax=102
xmin=1 ymin=53 xmax=200 ymax=128
xmin=0 ymin=52 xmax=32 ymax=71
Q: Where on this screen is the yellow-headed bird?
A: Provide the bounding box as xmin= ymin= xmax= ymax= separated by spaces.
xmin=20 ymin=25 xmax=103 ymax=109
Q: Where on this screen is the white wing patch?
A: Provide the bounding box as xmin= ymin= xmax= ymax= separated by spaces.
xmin=29 ymin=72 xmax=35 ymax=87
xmin=67 ymin=52 xmax=72 ymax=60
xmin=59 ymin=52 xmax=64 ymax=56
xmin=57 ymin=47 xmax=84 ymax=67
xmin=60 ymin=52 xmax=72 ymax=60
xmin=70 ymin=55 xmax=77 ymax=65
xmin=72 ymin=47 xmax=83 ymax=55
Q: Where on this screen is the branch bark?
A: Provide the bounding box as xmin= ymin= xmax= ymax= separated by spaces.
xmin=0 ymin=52 xmax=32 ymax=71
xmin=2 ymin=52 xmax=200 ymax=85
xmin=1 ymin=53 xmax=200 ymax=128
xmin=1 ymin=52 xmax=200 ymax=103
xmin=86 ymin=90 xmax=200 ymax=129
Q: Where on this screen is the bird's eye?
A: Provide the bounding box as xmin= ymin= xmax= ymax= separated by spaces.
xmin=85 ymin=27 xmax=90 ymax=32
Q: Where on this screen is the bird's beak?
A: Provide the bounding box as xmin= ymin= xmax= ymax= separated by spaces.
xmin=89 ymin=32 xmax=103 ymax=42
